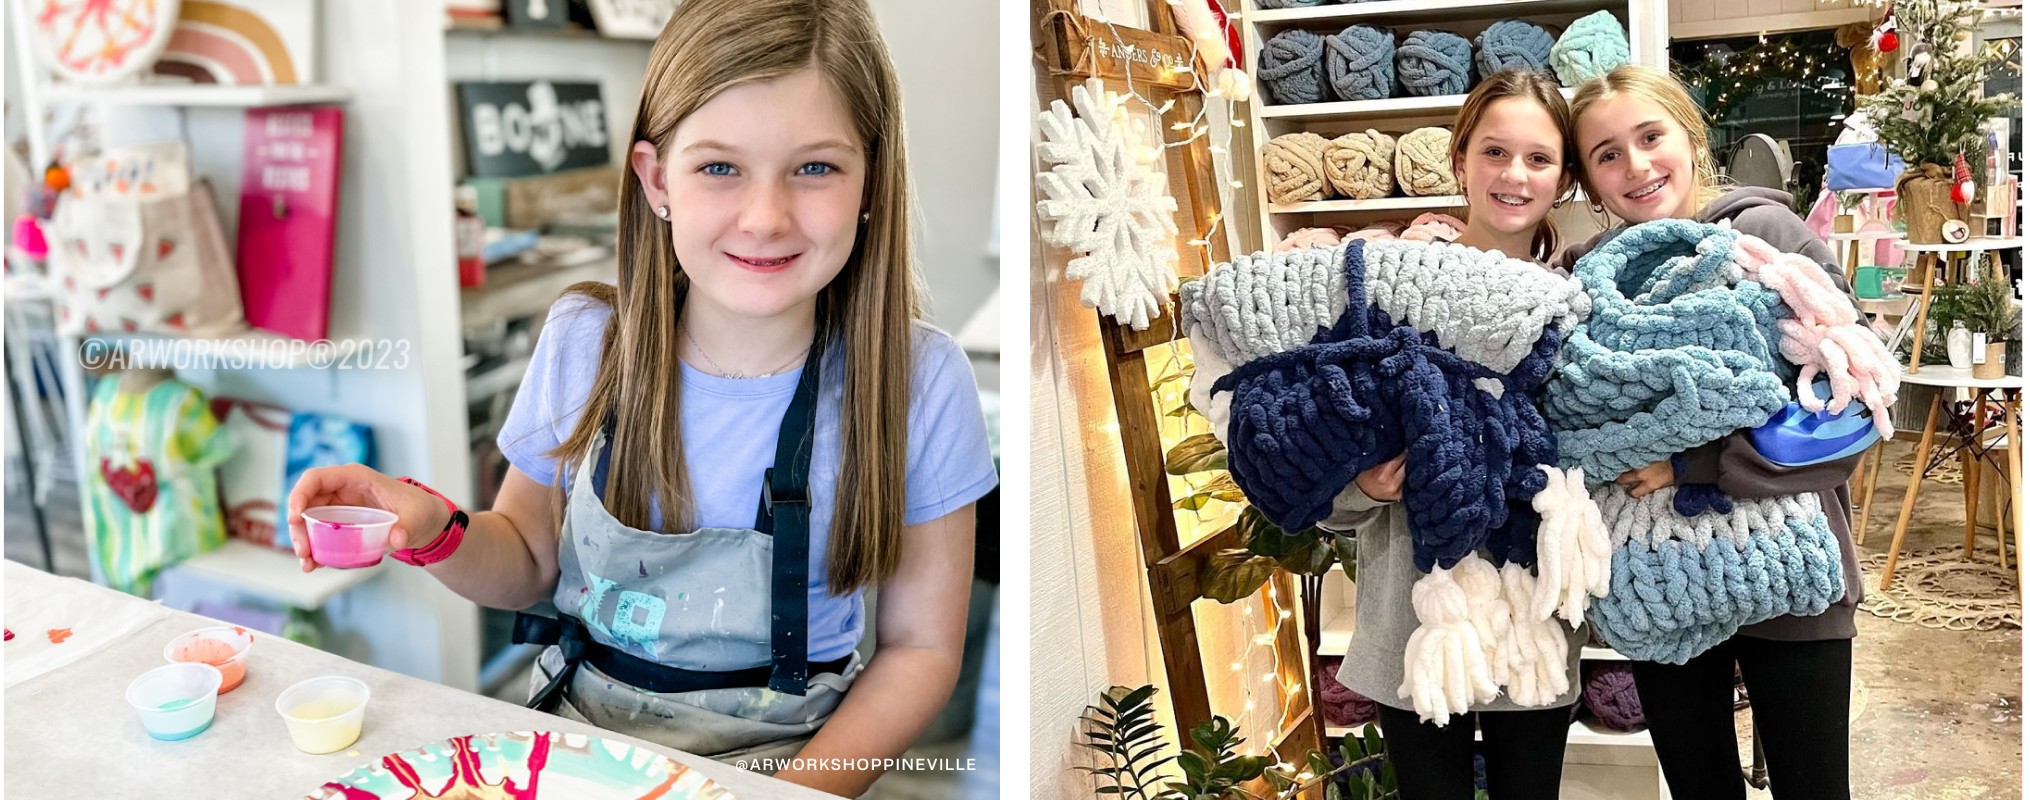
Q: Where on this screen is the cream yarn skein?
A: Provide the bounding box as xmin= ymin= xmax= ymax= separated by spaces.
xmin=1263 ymin=132 xmax=1333 ymax=204
xmin=1324 ymin=130 xmax=1397 ymax=200
xmin=1396 ymin=127 xmax=1458 ymax=197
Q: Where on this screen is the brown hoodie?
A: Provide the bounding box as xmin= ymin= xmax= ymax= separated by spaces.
xmin=1554 ymin=187 xmax=1863 ymax=642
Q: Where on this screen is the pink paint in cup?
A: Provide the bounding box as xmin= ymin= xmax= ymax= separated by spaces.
xmin=302 ymin=506 xmax=397 ymax=568
xmin=164 ymin=626 xmax=255 ymax=693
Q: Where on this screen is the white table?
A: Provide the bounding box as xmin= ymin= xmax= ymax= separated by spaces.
xmin=1 ymin=561 xmax=843 ymax=799
xmin=1890 ymin=238 xmax=2020 ymax=374
xmin=1869 ymin=368 xmax=2023 ymax=594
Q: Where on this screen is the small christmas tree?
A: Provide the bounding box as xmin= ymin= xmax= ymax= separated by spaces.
xmin=1859 ymin=0 xmax=2017 ymax=177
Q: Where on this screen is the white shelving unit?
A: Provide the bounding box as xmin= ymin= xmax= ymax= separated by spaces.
xmin=1311 ymin=563 xmax=1667 ymax=798
xmin=1237 ymin=0 xmax=1663 ymax=251
xmin=7 ymin=1 xmax=481 ymax=690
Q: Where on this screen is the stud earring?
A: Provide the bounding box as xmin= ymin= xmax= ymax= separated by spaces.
xmin=859 ymin=211 xmax=870 ymax=224
xmin=656 ymin=205 xmax=670 ymax=219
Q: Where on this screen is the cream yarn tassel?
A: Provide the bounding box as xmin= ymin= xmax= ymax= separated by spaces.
xmin=1528 ymin=465 xmax=1612 ymax=628
xmin=1399 ymin=554 xmax=1504 ymax=725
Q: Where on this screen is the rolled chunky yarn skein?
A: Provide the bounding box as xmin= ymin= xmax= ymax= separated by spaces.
xmin=1260 ymin=29 xmax=1328 ymax=105
xmin=1276 ymin=226 xmax=1350 ymax=252
xmin=1395 ymin=127 xmax=1458 ymax=197
xmin=1551 ymin=11 xmax=1631 ymax=86
xmin=1316 ymin=658 xmax=1379 ymax=727
xmin=1396 ymin=30 xmax=1475 ymax=97
xmin=1325 ymin=24 xmax=1396 ymax=101
xmin=1475 ymin=19 xmax=1555 ymax=77
xmin=1324 ymin=130 xmax=1396 ymax=200
xmin=1581 ymin=662 xmax=1645 ymax=731
xmin=1262 ymin=132 xmax=1333 ymax=204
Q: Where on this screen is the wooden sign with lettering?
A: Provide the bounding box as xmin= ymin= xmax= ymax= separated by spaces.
xmin=1037 ymin=0 xmax=1199 ymax=91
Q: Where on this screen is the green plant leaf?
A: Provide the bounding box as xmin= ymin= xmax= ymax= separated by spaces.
xmin=1175 ymin=493 xmax=1214 ymax=511
xmin=1307 ymin=751 xmax=1334 ymax=777
xmin=1201 ymin=549 xmax=1276 ymax=603
xmin=1213 ymin=755 xmax=1271 ymax=783
xmin=1177 ymin=751 xmax=1210 ymax=785
xmin=1332 ymin=534 xmax=1359 ymax=578
xmin=1165 ymin=433 xmax=1227 ymax=475
xmin=1275 ymin=536 xmax=1335 ymax=576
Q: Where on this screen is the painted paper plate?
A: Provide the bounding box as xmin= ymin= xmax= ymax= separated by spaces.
xmin=302 ymin=731 xmax=735 ymax=800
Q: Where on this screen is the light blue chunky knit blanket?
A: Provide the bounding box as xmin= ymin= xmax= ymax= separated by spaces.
xmin=1551 ymin=220 xmax=1846 ymax=663
xmin=1542 ymin=220 xmax=1792 ymax=478
xmin=1584 ymin=486 xmax=1845 ymax=664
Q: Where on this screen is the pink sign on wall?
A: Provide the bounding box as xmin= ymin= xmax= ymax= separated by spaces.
xmin=237 ymin=105 xmax=343 ymax=341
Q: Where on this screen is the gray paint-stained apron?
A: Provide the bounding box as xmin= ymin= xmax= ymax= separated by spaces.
xmin=519 ymin=342 xmax=860 ymax=763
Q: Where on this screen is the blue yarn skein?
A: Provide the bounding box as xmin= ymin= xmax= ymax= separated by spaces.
xmin=1215 ymin=241 xmax=1560 ymax=572
xmin=1551 ymin=10 xmax=1631 ymax=86
xmin=1396 ymin=30 xmax=1474 ymax=97
xmin=1260 ymin=29 xmax=1328 ymax=105
xmin=1254 ymin=0 xmax=1329 ymax=6
xmin=1325 ymin=24 xmax=1396 ymax=102
xmin=1475 ymin=20 xmax=1554 ymax=77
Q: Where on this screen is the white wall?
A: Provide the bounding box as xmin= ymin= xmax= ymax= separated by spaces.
xmin=867 ymin=0 xmax=1001 ymax=334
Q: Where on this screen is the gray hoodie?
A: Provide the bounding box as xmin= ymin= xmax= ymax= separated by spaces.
xmin=1553 ymin=187 xmax=1864 ymax=643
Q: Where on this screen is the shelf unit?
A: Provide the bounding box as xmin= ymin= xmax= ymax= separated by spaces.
xmin=6 ymin=0 xmax=481 ymax=690
xmin=1237 ymin=0 xmax=1662 ymax=250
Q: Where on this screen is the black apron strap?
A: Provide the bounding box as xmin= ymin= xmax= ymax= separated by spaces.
xmin=756 ymin=338 xmax=825 ymax=695
xmin=513 ymin=612 xmax=849 ymax=706
xmin=591 ymin=412 xmax=617 ymax=501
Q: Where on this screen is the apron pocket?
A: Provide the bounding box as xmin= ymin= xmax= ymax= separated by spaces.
xmin=530 ymin=644 xmax=860 ymax=763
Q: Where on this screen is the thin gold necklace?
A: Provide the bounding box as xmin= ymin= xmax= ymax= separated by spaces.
xmin=682 ymin=322 xmax=807 ymax=379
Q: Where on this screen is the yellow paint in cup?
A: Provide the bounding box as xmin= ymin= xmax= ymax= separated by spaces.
xmin=274 ymin=676 xmax=370 ymax=754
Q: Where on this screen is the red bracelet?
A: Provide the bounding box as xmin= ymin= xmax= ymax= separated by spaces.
xmin=392 ymin=477 xmax=467 ymax=566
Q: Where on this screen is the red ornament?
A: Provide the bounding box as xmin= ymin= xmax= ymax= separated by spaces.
xmin=1872 ymin=11 xmax=1898 ymax=53
xmin=1952 ymin=152 xmax=1975 ymax=205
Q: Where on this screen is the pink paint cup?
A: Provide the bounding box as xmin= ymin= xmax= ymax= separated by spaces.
xmin=164 ymin=626 xmax=254 ymax=693
xmin=303 ymin=506 xmax=397 ymax=569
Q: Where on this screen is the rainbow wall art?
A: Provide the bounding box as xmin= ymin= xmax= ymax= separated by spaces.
xmin=151 ymin=0 xmax=317 ymax=85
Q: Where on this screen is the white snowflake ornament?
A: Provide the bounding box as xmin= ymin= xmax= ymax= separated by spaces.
xmin=1035 ymin=78 xmax=1181 ymax=330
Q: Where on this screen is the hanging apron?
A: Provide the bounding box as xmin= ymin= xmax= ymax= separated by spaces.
xmin=515 ymin=341 xmax=860 ymax=762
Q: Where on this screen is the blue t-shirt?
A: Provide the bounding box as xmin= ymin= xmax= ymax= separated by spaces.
xmin=498 ymin=293 xmax=998 ymax=662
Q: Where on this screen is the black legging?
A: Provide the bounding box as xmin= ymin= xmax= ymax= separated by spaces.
xmin=1630 ymin=636 xmax=1852 ymax=800
xmin=1374 ymin=703 xmax=1573 ymax=800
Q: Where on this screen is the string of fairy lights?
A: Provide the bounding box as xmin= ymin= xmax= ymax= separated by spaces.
xmin=1678 ymin=32 xmax=1851 ymax=121
xmin=1060 ymin=0 xmax=1310 ymax=768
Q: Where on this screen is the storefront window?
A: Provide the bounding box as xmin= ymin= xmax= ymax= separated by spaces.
xmin=1672 ymin=30 xmax=1852 ymax=210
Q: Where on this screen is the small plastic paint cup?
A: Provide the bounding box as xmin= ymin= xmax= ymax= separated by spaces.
xmin=302 ymin=506 xmax=397 ymax=568
xmin=275 ymin=675 xmax=370 ymax=754
xmin=126 ymin=662 xmax=223 ymax=741
xmin=164 ymin=626 xmax=254 ymax=693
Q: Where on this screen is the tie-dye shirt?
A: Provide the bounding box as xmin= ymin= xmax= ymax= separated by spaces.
xmin=83 ymin=377 xmax=233 ymax=595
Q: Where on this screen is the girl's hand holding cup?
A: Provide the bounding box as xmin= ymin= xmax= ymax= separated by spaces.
xmin=286 ymin=464 xmax=450 ymax=572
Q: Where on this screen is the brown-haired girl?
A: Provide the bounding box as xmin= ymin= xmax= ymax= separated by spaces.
xmin=286 ymin=1 xmax=995 ymax=794
xmin=1559 ymin=64 xmax=1859 ymax=800
xmin=1329 ymin=68 xmax=1586 ymax=800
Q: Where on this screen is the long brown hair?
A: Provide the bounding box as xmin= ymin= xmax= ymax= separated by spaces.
xmin=1569 ymin=65 xmax=1731 ymax=215
xmin=1449 ymin=68 xmax=1577 ymax=262
xmin=548 ymin=0 xmax=922 ymax=593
